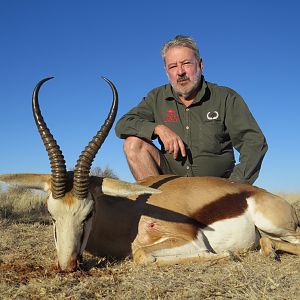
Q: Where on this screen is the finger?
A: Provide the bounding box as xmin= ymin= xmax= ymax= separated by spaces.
xmin=173 ymin=142 xmax=179 ymax=159
xmin=162 ymin=137 xmax=170 ymax=152
xmin=178 ymin=139 xmax=186 ymax=157
xmin=164 ymin=141 xmax=173 ymax=154
xmin=168 ymin=144 xmax=174 ymax=154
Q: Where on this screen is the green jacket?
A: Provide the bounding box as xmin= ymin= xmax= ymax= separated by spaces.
xmin=115 ymin=77 xmax=268 ymax=184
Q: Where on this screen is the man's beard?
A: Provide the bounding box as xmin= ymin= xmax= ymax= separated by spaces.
xmin=170 ymin=71 xmax=202 ymax=99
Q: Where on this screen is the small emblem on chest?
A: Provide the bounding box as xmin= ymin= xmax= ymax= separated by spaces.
xmin=163 ymin=109 xmax=179 ymax=122
xmin=207 ymin=111 xmax=219 ymax=120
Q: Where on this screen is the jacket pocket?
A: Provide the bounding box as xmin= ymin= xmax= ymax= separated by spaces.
xmin=195 ymin=120 xmax=226 ymax=154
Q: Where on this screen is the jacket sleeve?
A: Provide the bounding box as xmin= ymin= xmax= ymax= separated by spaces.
xmin=225 ymin=92 xmax=268 ymax=184
xmin=115 ymin=93 xmax=158 ymax=141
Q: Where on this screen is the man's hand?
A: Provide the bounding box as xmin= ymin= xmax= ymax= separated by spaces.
xmin=154 ymin=125 xmax=186 ymax=159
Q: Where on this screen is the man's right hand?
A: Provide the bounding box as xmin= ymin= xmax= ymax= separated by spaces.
xmin=154 ymin=125 xmax=186 ymax=159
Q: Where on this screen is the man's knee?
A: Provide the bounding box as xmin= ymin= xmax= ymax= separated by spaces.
xmin=123 ymin=136 xmax=160 ymax=159
xmin=123 ymin=137 xmax=162 ymax=180
xmin=124 ymin=136 xmax=143 ymax=153
xmin=124 ymin=136 xmax=154 ymax=157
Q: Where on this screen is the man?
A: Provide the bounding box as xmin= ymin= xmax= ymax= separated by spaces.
xmin=115 ymin=35 xmax=268 ymax=184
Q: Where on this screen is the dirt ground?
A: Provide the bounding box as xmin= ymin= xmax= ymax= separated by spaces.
xmin=0 ymin=200 xmax=299 ymax=299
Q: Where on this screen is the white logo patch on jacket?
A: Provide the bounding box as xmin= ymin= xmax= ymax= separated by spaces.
xmin=207 ymin=111 xmax=219 ymax=120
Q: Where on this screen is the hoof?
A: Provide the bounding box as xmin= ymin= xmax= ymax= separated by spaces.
xmin=268 ymin=250 xmax=280 ymax=262
xmin=227 ymin=251 xmax=242 ymax=262
xmin=259 ymin=237 xmax=280 ymax=261
xmin=133 ymin=250 xmax=156 ymax=265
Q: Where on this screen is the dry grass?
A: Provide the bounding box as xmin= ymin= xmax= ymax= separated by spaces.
xmin=0 ymin=190 xmax=299 ymax=299
xmin=276 ymin=192 xmax=300 ymax=204
xmin=0 ymin=187 xmax=49 ymax=223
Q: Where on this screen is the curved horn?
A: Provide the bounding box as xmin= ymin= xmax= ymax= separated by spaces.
xmin=73 ymin=77 xmax=118 ymax=199
xmin=32 ymin=77 xmax=67 ymax=199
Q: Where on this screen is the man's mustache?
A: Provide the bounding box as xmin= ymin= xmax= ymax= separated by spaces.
xmin=177 ymin=75 xmax=190 ymax=82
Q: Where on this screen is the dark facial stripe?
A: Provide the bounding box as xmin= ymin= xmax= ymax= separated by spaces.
xmin=54 ymin=224 xmax=57 ymax=242
xmin=80 ymin=226 xmax=85 ymax=249
xmin=192 ymin=191 xmax=252 ymax=228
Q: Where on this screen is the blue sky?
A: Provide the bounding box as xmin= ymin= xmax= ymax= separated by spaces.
xmin=0 ymin=1 xmax=299 ymax=192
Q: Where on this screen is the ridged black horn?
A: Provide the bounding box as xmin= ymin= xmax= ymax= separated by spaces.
xmin=32 ymin=77 xmax=67 ymax=199
xmin=73 ymin=77 xmax=118 ymax=199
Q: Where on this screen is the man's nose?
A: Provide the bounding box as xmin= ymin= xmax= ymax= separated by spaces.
xmin=177 ymin=64 xmax=185 ymax=75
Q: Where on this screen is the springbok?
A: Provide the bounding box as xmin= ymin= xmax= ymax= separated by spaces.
xmin=0 ymin=77 xmax=299 ymax=272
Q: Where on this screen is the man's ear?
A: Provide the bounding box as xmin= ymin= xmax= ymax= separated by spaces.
xmin=199 ymin=59 xmax=204 ymax=72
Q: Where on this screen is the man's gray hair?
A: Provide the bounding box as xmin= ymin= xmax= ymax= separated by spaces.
xmin=161 ymin=35 xmax=201 ymax=64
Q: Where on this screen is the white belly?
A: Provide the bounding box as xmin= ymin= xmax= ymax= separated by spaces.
xmin=201 ymin=211 xmax=260 ymax=253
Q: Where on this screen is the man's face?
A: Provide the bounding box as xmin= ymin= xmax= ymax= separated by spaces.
xmin=165 ymin=46 xmax=203 ymax=99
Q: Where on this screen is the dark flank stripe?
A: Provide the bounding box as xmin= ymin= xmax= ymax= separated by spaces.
xmin=192 ymin=191 xmax=253 ymax=227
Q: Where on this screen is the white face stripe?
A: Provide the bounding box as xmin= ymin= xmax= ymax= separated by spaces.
xmin=53 ymin=223 xmax=58 ymax=249
xmin=47 ymin=193 xmax=94 ymax=269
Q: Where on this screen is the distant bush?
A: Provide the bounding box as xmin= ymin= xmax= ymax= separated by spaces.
xmin=67 ymin=166 xmax=119 ymax=179
xmin=90 ymin=166 xmax=118 ymax=179
xmin=0 ymin=188 xmax=48 ymax=222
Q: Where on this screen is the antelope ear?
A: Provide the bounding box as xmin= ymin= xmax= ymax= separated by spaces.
xmin=102 ymin=178 xmax=162 ymax=197
xmin=0 ymin=174 xmax=51 ymax=192
xmin=90 ymin=177 xmax=161 ymax=197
